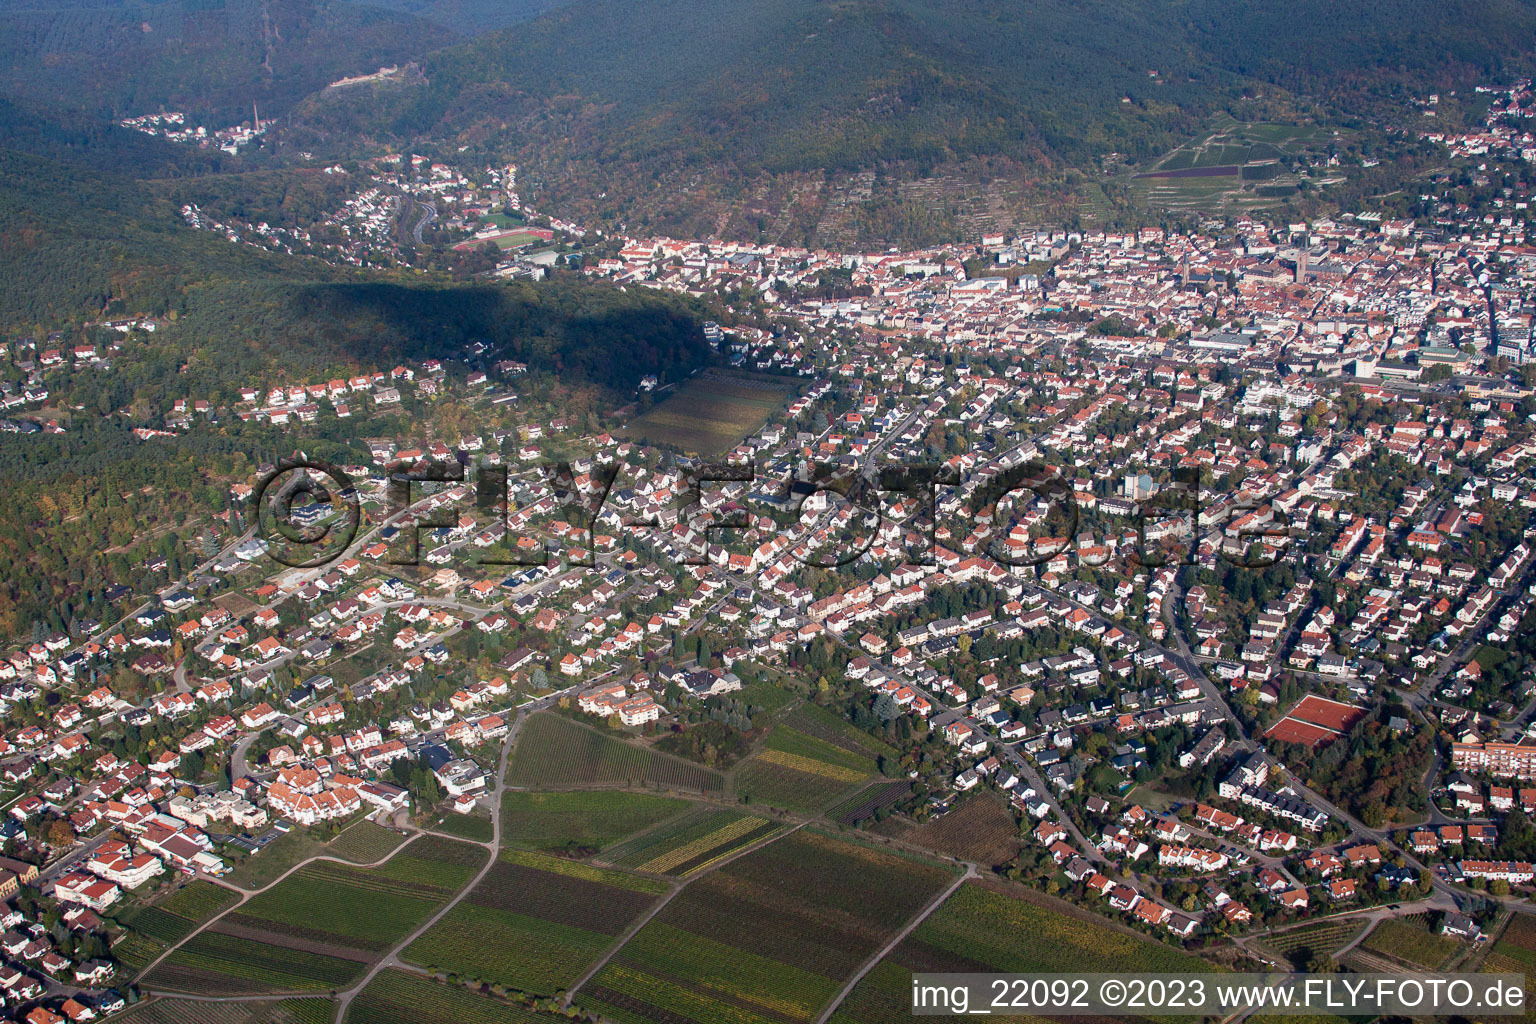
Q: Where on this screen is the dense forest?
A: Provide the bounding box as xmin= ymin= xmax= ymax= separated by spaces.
xmin=272 ymin=0 xmax=1536 ymax=231
xmin=0 ymin=0 xmax=459 ymax=125
xmin=0 ymin=0 xmax=1529 ymax=246
xmin=357 ymin=0 xmax=573 ymax=36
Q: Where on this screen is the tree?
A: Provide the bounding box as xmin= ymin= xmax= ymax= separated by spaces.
xmin=1306 ymin=952 xmax=1338 ymax=974
xmin=46 ymin=819 xmax=75 ymax=848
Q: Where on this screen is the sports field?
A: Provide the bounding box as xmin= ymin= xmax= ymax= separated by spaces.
xmin=1265 ymin=695 xmax=1365 ymax=749
xmin=452 ymin=227 xmax=555 ymax=251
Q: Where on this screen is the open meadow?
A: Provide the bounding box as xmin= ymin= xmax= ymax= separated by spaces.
xmin=506 ymin=712 xmax=725 ymax=793
xmin=499 ymin=789 xmax=695 ymax=854
xmin=621 ymin=371 xmax=795 ymax=456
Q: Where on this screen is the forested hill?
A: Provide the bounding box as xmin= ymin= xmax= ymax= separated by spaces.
xmin=352 ymin=0 xmax=574 ymax=36
xmin=280 ymin=0 xmax=1536 ymax=218
xmin=0 ymin=146 xmax=714 ymax=393
xmin=0 ymin=0 xmax=460 ymax=124
xmin=0 ymin=147 xmax=298 ymax=327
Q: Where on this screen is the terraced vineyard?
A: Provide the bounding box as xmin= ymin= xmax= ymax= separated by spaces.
xmin=1256 ymin=918 xmax=1369 ymax=965
xmin=145 ymin=835 xmax=487 ymax=995
xmin=830 ymin=780 xmax=912 ymax=825
xmin=620 ymin=372 xmax=795 ymax=457
xmin=499 ymin=790 xmax=694 ymax=853
xmin=603 ymin=807 xmax=786 ymax=876
xmin=143 ymin=929 xmax=369 ymax=995
xmin=108 ymin=997 xmax=331 ymax=1024
xmin=783 ymin=703 xmax=897 ymax=763
xmin=871 ymin=793 xmax=1021 ymax=868
xmin=581 ymin=829 xmax=956 ymax=1024
xmin=734 ymin=720 xmax=881 ymax=813
xmin=507 ymin=713 xmax=725 ymax=793
xmin=403 ymin=848 xmax=669 ymax=995
xmin=326 ymin=820 xmax=409 ymax=863
xmin=1483 ymin=913 xmax=1536 ymax=1010
xmin=1360 ymin=918 xmax=1461 ymax=968
xmin=1485 ymin=913 xmax=1536 ymax=973
xmin=111 ymin=931 xmax=167 ymax=973
xmin=114 ymin=880 xmax=241 ymax=973
xmin=351 ymin=969 xmax=569 ymax=1024
xmin=829 ymin=880 xmax=1212 ymax=1024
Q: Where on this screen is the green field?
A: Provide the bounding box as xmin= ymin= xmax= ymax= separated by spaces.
xmin=490 ymin=230 xmax=544 ymax=249
xmin=829 ymin=881 xmax=1211 ymax=1024
xmin=623 ymin=372 xmax=794 ymax=457
xmin=431 ymin=810 xmax=494 ymax=843
xmin=582 ymin=829 xmax=955 ymax=1024
xmin=351 ymin=969 xmax=569 ymax=1024
xmin=500 ymin=790 xmax=694 ymax=853
xmin=604 ymin=807 xmax=786 ymax=876
xmin=507 ymin=712 xmax=724 ymax=793
xmin=222 ymin=826 xmax=334 ymax=890
xmin=735 ymin=679 xmax=799 ymax=713
xmin=734 ymin=719 xmax=880 ymax=813
xmin=404 ymin=848 xmax=669 ymax=995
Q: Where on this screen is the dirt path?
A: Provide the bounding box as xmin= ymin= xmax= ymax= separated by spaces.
xmin=813 ymin=864 xmax=975 ymax=1024
xmin=563 ymin=820 xmax=811 ymax=1006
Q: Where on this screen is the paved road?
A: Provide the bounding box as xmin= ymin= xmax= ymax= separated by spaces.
xmin=412 ymin=201 xmax=436 ymax=246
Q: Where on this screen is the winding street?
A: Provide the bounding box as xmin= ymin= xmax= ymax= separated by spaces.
xmin=411 ymin=201 xmax=436 ymax=247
